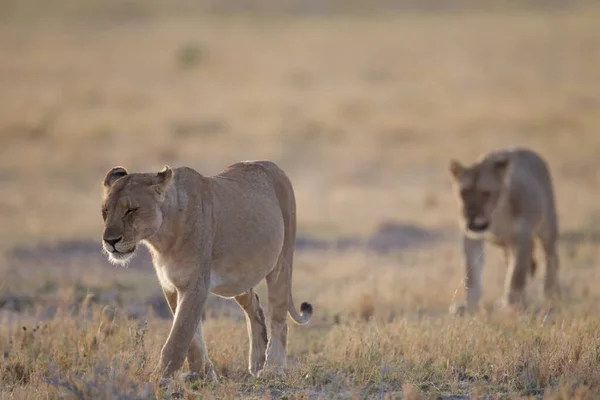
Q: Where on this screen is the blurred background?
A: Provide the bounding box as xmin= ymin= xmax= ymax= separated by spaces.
xmin=2 ymin=0 xmax=600 ymax=247
xmin=1 ymin=0 xmax=600 ymax=396
xmin=3 ymin=0 xmax=600 ymax=318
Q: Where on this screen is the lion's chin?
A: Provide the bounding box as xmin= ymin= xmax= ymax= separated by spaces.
xmin=104 ymin=247 xmax=137 ymax=267
xmin=463 ymin=223 xmax=489 ymax=240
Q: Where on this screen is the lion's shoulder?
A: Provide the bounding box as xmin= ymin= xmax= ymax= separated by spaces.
xmin=486 ymin=148 xmax=556 ymax=220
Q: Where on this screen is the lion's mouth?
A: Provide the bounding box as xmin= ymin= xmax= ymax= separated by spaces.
xmin=113 ymin=248 xmax=135 ymax=256
xmin=103 ymin=245 xmax=137 ymax=265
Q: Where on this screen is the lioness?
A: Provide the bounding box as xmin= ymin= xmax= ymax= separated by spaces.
xmin=448 ymin=147 xmax=560 ymax=314
xmin=101 ymin=161 xmax=312 ymax=380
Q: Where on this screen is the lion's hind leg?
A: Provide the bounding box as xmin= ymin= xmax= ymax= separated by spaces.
xmin=262 ymin=264 xmax=290 ymax=377
xmin=235 ymin=288 xmax=268 ymax=377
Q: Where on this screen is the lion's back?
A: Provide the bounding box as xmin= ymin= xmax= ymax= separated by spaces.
xmin=208 ymin=160 xmax=295 ymax=258
xmin=503 ymin=148 xmax=558 ymax=233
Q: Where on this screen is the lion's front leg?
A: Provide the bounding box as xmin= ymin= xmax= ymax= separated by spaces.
xmin=185 ymin=324 xmax=217 ymax=382
xmin=159 ymin=276 xmax=213 ymax=380
xmin=451 ymin=236 xmax=484 ymax=316
xmin=161 ymin=289 xmax=215 ymax=381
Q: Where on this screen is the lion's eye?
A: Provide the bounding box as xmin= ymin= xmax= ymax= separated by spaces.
xmin=125 ymin=207 xmax=139 ymax=217
xmin=481 ymin=191 xmax=492 ymax=200
xmin=102 ymin=208 xmax=108 ymax=221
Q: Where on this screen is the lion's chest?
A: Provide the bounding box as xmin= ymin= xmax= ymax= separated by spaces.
xmin=154 ymin=263 xmax=193 ymax=292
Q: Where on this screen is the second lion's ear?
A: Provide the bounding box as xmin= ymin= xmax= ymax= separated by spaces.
xmin=153 ymin=165 xmax=174 ymax=199
xmin=449 ymin=160 xmax=464 ymax=179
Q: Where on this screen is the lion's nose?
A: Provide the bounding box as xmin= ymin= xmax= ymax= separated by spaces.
xmin=104 ymin=236 xmax=122 ymax=248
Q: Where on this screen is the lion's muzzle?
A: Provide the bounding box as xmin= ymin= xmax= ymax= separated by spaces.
xmin=102 ymin=234 xmax=137 ymax=265
xmin=103 ymin=235 xmax=123 ymax=251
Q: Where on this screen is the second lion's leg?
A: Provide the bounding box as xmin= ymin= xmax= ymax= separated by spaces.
xmin=463 ymin=236 xmax=485 ymax=314
xmin=503 ymin=222 xmax=533 ymax=308
xmin=540 ymin=232 xmax=560 ymax=300
xmin=235 ymin=288 xmax=268 ymax=377
xmin=505 ymin=242 xmax=537 ymax=276
xmin=451 ymin=235 xmax=484 ymax=316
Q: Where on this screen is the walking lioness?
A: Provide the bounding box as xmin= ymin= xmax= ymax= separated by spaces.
xmin=448 ymin=148 xmax=560 ymax=314
xmin=101 ymin=161 xmax=312 ymax=380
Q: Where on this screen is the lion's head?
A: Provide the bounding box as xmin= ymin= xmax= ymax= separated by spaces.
xmin=101 ymin=165 xmax=174 ymax=265
xmin=449 ymin=153 xmax=510 ymax=235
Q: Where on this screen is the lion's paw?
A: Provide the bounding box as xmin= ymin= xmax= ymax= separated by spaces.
xmin=180 ymin=369 xmax=218 ymax=384
xmin=449 ymin=303 xmax=467 ymax=317
xmin=257 ymin=366 xmax=285 ymax=380
xmin=159 ymin=377 xmax=174 ymax=390
xmin=494 ymin=297 xmax=526 ymax=314
xmin=180 ymin=372 xmax=199 ymax=383
xmin=206 ymin=369 xmax=218 ymax=383
xmin=494 ymin=297 xmax=508 ymax=311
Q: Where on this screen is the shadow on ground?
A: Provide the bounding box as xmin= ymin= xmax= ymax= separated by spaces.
xmin=3 ymin=223 xmax=595 ymax=325
xmin=0 ymin=220 xmax=449 ymax=323
xmin=7 ymin=220 xmax=450 ymax=272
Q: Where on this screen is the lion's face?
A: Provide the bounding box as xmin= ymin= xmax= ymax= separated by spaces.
xmin=449 ymin=155 xmax=509 ymax=235
xmin=101 ymin=166 xmax=173 ymax=265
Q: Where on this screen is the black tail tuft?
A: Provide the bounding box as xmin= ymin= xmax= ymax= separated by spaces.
xmin=300 ymin=302 xmax=313 ymax=315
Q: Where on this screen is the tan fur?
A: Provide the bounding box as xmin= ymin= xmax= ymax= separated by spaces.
xmin=448 ymin=147 xmax=560 ymax=314
xmin=101 ymin=161 xmax=313 ymax=380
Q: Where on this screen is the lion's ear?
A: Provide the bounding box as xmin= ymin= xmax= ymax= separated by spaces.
xmin=449 ymin=160 xmax=464 ymax=179
xmin=493 ymin=155 xmax=510 ymax=177
xmin=103 ymin=166 xmax=128 ymax=192
xmin=153 ymin=165 xmax=174 ymax=198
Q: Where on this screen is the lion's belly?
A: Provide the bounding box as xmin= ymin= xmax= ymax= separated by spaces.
xmin=209 ymin=256 xmax=280 ymax=298
xmin=209 ymin=203 xmax=285 ymax=298
xmin=210 ymin=260 xmax=277 ymax=297
xmin=153 ymin=256 xmax=279 ymax=298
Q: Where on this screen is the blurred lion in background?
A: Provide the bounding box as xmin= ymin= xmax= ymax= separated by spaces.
xmin=448 ymin=147 xmax=560 ymax=314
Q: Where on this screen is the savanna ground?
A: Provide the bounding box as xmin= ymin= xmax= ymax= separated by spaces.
xmin=2 ymin=1 xmax=600 ymax=398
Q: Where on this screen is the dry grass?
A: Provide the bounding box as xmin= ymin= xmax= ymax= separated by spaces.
xmin=2 ymin=300 xmax=600 ymax=399
xmin=2 ymin=1 xmax=600 ymax=398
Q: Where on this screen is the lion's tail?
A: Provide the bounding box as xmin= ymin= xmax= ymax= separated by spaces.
xmin=288 ymin=299 xmax=313 ymax=325
xmin=262 ymin=161 xmax=313 ymax=326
